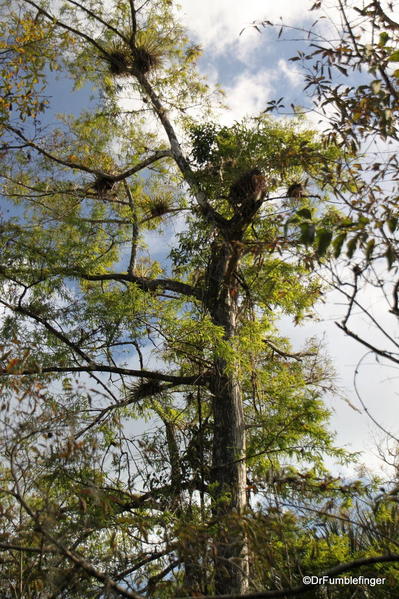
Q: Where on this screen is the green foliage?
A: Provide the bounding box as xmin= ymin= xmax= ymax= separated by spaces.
xmin=188 ymin=116 xmax=339 ymax=205
xmin=255 ymin=1 xmax=399 ymax=277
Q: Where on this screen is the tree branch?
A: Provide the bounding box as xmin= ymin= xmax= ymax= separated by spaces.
xmin=336 ymin=322 xmax=399 ymax=365
xmin=371 ymin=0 xmax=399 ymax=30
xmin=74 ymin=381 xmax=184 ymax=439
xmin=391 ymin=278 xmax=399 ymax=316
xmin=353 ymin=352 xmax=399 ymax=443
xmin=6 ymin=126 xmax=172 ymax=183
xmin=115 ymin=548 xmax=174 ymax=581
xmin=112 ymin=150 xmax=173 ymax=182
xmin=128 ymin=0 xmax=137 ymax=43
xmin=0 ymin=363 xmax=208 ymax=386
xmin=63 ymin=0 xmax=129 ymax=43
xmin=74 ymin=271 xmax=201 ymax=300
xmin=263 ymin=340 xmax=317 ymax=362
xmin=141 ymin=560 xmax=180 ymax=593
xmin=1 ymin=299 xmax=94 ymax=365
xmin=134 ymin=72 xmax=228 ymax=229
xmin=6 ymin=125 xmax=108 ymax=177
xmin=0 ymin=294 xmax=207 ymax=384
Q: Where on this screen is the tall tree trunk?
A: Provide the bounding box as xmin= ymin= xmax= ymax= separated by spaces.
xmin=205 ymin=239 xmax=249 ymax=594
xmin=210 ymin=360 xmax=248 ymax=594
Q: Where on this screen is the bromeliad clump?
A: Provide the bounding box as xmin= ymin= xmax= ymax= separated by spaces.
xmin=104 ymin=44 xmax=132 ymax=77
xmin=128 ymin=379 xmax=163 ymax=402
xmin=148 ymin=196 xmax=171 ymax=219
xmin=104 ymin=41 xmax=162 ymax=77
xmin=132 ymin=45 xmax=161 ymax=74
xmin=228 ymin=168 xmax=267 ymax=213
xmin=93 ymin=175 xmax=116 ymax=199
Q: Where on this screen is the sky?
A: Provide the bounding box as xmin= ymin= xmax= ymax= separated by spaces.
xmin=172 ymin=0 xmax=399 ymax=477
xmin=178 ymin=0 xmax=310 ymax=124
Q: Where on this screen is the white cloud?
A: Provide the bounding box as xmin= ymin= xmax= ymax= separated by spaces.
xmin=178 ymin=0 xmax=310 ymax=57
xmin=277 ymin=58 xmax=302 ymax=88
xmin=208 ymin=61 xmax=303 ymax=126
xmin=215 ymin=69 xmax=273 ymax=124
xmin=174 ymin=3 xmax=326 ymax=126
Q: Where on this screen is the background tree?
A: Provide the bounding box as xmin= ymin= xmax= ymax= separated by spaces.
xmin=304 ymin=0 xmax=399 ymax=370
xmin=1 ymin=1 xmax=399 ymax=598
xmin=254 ymin=0 xmax=399 ymax=367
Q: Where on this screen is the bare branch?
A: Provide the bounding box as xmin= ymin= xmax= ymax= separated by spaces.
xmin=63 ymin=0 xmax=129 ymax=43
xmin=115 ymin=548 xmax=174 ymax=581
xmin=113 ymin=150 xmax=173 ymax=182
xmin=128 ymin=0 xmax=137 ymax=44
xmin=263 ymin=340 xmax=317 ymax=362
xmin=353 ymin=352 xmax=399 ymax=443
xmin=391 ymin=278 xmax=399 ymax=316
xmin=337 ymin=322 xmax=399 ymax=365
xmin=134 ymin=72 xmax=228 ymax=229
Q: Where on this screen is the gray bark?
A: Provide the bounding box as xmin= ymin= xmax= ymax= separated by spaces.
xmin=205 ymin=238 xmax=249 ymax=594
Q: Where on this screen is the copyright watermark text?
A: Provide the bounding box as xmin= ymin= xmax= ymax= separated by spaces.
xmin=303 ymin=575 xmax=386 ymax=587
